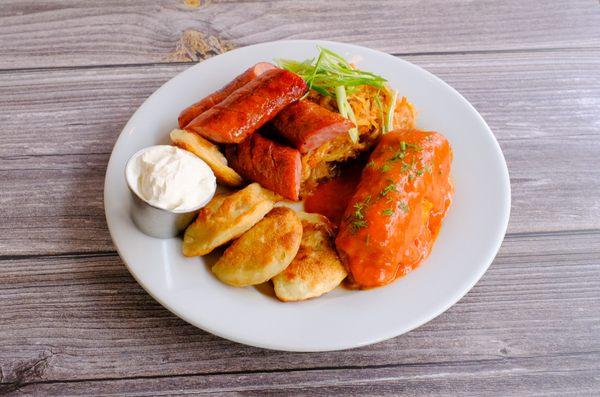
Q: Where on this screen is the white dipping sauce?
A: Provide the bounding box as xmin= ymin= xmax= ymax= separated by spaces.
xmin=126 ymin=145 xmax=216 ymax=212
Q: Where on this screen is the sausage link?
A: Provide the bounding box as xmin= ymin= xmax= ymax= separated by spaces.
xmin=226 ymin=133 xmax=302 ymax=201
xmin=271 ymin=100 xmax=354 ymax=153
xmin=185 ymin=69 xmax=307 ymax=144
xmin=178 ymin=62 xmax=276 ymax=128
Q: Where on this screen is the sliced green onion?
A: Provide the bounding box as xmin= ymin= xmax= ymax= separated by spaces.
xmin=335 ymin=85 xmax=359 ymax=143
xmin=277 ymin=47 xmax=387 ymax=97
xmin=385 ymin=89 xmax=398 ymax=133
xmin=278 ymin=47 xmax=388 ymax=143
xmin=307 ymin=49 xmax=326 ymax=92
xmin=374 ymin=90 xmax=386 ymax=133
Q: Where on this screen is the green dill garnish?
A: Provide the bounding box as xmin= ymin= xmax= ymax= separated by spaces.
xmin=351 ymin=219 xmax=368 ymax=233
xmin=382 ymin=208 xmax=393 ymax=216
xmin=408 ymin=173 xmax=415 ymax=181
xmin=366 ymin=160 xmax=376 ymax=168
xmin=401 ymin=162 xmax=410 ymax=172
xmin=388 ymin=150 xmax=406 ymax=162
xmin=352 ymin=219 xmax=367 ymax=228
xmin=389 ymin=140 xmax=423 ymax=163
xmin=416 ymin=168 xmax=424 ymax=177
xmin=353 ymin=202 xmax=366 ymax=220
xmin=398 ymin=201 xmax=409 ymax=212
xmin=424 ymin=163 xmax=433 ymax=174
xmin=348 ymin=196 xmax=371 ymax=233
xmin=379 ymin=182 xmax=396 ymax=198
xmin=398 ymin=141 xmax=422 ymax=152
xmin=380 ymin=164 xmax=391 ymax=172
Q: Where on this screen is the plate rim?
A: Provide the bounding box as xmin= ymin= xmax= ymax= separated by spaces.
xmin=104 ymin=39 xmax=511 ymax=352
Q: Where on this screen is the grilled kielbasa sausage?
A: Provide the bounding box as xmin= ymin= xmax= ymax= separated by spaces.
xmin=185 ymin=69 xmax=307 ymax=144
xmin=178 ymin=62 xmax=277 ymax=128
xmin=226 ymin=133 xmax=302 ymax=201
xmin=271 ymin=100 xmax=354 ymax=154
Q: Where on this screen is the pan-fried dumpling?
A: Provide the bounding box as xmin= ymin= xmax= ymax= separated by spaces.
xmin=272 ymin=212 xmax=347 ymax=301
xmin=182 ymin=183 xmax=278 ymax=256
xmin=212 ymin=207 xmax=302 ymax=287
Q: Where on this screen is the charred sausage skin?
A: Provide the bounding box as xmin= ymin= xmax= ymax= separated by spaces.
xmin=226 ymin=133 xmax=302 ymax=201
xmin=335 ymin=129 xmax=453 ymax=288
xmin=271 ymin=100 xmax=354 ymax=154
xmin=178 ymin=62 xmax=277 ymax=128
xmin=185 ymin=69 xmax=307 ymax=144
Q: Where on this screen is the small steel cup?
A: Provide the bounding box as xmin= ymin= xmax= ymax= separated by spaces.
xmin=125 ymin=147 xmax=216 ymax=238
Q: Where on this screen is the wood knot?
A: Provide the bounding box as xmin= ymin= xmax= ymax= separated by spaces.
xmin=166 ymin=29 xmax=235 ymax=62
xmin=4 ymin=349 xmax=54 ymax=386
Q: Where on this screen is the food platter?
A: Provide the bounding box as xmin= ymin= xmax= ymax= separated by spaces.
xmin=104 ymin=40 xmax=510 ymax=351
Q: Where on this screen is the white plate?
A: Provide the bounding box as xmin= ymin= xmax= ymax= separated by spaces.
xmin=104 ymin=40 xmax=510 ymax=352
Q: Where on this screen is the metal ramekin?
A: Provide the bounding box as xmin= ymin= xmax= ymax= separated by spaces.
xmin=125 ymin=146 xmax=216 ymax=238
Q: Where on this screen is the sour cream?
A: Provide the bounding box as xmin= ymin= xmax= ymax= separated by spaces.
xmin=126 ymin=145 xmax=216 ymax=212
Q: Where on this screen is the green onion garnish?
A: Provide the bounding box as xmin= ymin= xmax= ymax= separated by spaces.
xmin=374 ymin=91 xmax=386 ymax=133
xmin=278 ymin=47 xmax=387 ymax=94
xmin=278 ymin=47 xmax=388 ymax=143
xmin=335 ymin=85 xmax=359 ymax=143
xmin=385 ymin=89 xmax=398 ymax=133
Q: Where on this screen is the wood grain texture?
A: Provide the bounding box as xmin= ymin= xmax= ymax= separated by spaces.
xmin=0 ymin=0 xmax=599 ymax=69
xmin=1 ymin=231 xmax=599 ymax=392
xmin=1 ymin=49 xmax=599 ymax=255
xmin=2 ymin=1 xmax=600 ymax=395
xmin=7 ymin=353 xmax=600 ymax=396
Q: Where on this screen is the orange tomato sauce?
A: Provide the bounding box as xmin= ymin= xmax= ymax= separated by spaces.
xmin=304 ymin=161 xmax=364 ymax=226
xmin=334 ymin=130 xmax=453 ymax=288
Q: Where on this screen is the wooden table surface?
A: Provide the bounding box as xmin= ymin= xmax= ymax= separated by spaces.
xmin=1 ymin=1 xmax=600 ymax=395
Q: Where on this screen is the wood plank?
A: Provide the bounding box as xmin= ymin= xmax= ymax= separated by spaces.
xmin=1 ymin=231 xmax=599 ymax=388
xmin=5 ymin=353 xmax=600 ymax=395
xmin=1 ymin=49 xmax=599 ymax=255
xmin=0 ymin=0 xmax=599 ymax=69
xmin=3 ymin=48 xmax=599 ymax=157
xmin=2 ymin=2 xmax=598 ymax=395
xmin=0 ymin=154 xmax=112 ymax=255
